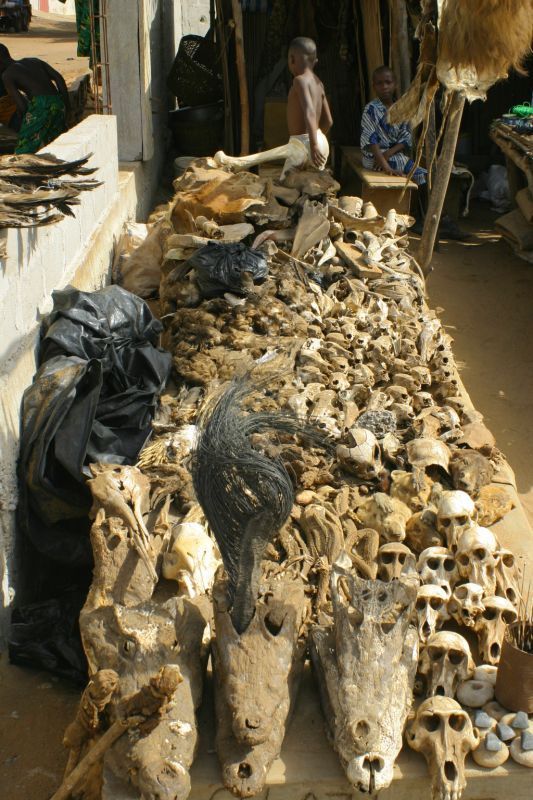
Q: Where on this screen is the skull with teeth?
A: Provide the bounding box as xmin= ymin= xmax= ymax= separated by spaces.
xmin=377 ymin=542 xmax=417 ymax=582
xmin=419 ymin=631 xmax=475 ymax=698
xmin=455 ymin=526 xmax=498 ymax=596
xmin=447 ymin=582 xmax=484 ymax=628
xmin=406 ymin=696 xmax=479 ymax=800
xmin=336 ymin=428 xmax=382 ymax=480
xmin=474 ymin=595 xmax=518 ymax=665
xmin=415 ymin=585 xmax=450 ymax=643
xmin=417 ymin=547 xmax=458 ymax=598
xmin=494 ymin=547 xmax=522 ymax=607
xmin=436 ymin=491 xmax=477 ymax=552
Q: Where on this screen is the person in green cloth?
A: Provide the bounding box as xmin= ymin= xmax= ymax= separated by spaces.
xmin=0 ymin=44 xmax=69 ymax=154
xmin=75 ymin=0 xmax=100 ymax=65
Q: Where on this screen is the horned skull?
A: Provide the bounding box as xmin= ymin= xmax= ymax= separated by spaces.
xmin=455 ymin=526 xmax=498 ymax=595
xmin=336 ymin=428 xmax=382 ymax=480
xmin=474 ymin=595 xmax=518 ymax=665
xmin=436 ymin=491 xmax=477 ymax=552
xmin=418 ymin=631 xmax=474 ymax=698
xmin=447 ymin=583 xmax=484 ymax=629
xmin=406 ymin=696 xmax=479 ymax=800
xmin=415 ymin=585 xmax=450 ymax=643
xmin=417 ymin=547 xmax=458 ymax=597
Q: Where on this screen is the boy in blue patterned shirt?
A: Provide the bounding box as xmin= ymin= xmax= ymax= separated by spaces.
xmin=361 ymin=66 xmax=426 ymax=185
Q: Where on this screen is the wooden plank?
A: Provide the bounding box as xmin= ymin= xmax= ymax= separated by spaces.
xmin=231 ymin=0 xmax=250 ymax=155
xmin=341 ymin=146 xmax=417 ymax=189
xmin=334 ymin=240 xmax=383 ymax=278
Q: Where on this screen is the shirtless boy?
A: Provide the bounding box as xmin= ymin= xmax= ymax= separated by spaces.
xmin=0 ymin=44 xmax=69 ymax=154
xmin=287 ymin=37 xmax=333 ymax=170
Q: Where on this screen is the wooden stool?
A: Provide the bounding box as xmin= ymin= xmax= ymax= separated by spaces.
xmin=341 ymin=145 xmax=417 ymax=215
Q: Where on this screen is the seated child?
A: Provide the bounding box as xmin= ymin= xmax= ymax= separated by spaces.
xmin=360 ymin=65 xmax=426 ymax=185
xmin=286 ymin=36 xmax=333 ymax=171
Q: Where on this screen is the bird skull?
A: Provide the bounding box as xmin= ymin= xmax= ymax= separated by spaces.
xmin=406 ymin=696 xmax=479 ymax=800
xmin=419 ymin=631 xmax=475 ymax=697
xmin=417 ymin=547 xmax=458 ymax=597
xmin=336 ymin=428 xmax=382 ymax=480
xmin=455 ymin=526 xmax=498 ymax=595
xmin=447 ymin=583 xmax=484 ymax=628
xmin=474 ymin=595 xmax=518 ymax=665
xmin=436 ymin=491 xmax=477 ymax=551
xmin=377 ymin=542 xmax=416 ymax=582
xmin=494 ymin=547 xmax=521 ymax=607
xmin=415 ymin=585 xmax=450 ymax=643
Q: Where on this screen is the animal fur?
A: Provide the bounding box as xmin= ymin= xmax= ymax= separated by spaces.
xmin=439 ymin=0 xmax=533 ymax=81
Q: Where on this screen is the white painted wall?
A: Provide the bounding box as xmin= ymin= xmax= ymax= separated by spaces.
xmin=0 ymin=115 xmax=143 ymax=642
xmin=30 ymin=1 xmax=76 ymax=15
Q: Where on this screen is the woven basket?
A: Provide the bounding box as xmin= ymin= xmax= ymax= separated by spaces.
xmin=167 ymin=34 xmax=222 ymax=108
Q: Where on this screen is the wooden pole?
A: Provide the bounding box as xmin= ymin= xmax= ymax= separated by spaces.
xmin=230 ymin=0 xmax=250 ymax=155
xmin=418 ymin=91 xmax=465 ymax=276
xmin=215 ymin=0 xmax=234 ymax=154
xmin=394 ymin=0 xmax=411 ymax=94
xmin=49 ymin=717 xmax=141 ymax=800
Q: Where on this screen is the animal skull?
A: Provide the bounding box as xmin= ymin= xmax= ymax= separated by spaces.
xmin=436 ymin=491 xmax=477 ymax=551
xmin=415 ymin=585 xmax=450 ymax=643
xmin=357 ymin=493 xmax=412 ymax=542
xmin=417 ymin=547 xmax=458 ymax=597
xmin=419 ymin=631 xmax=474 ymax=698
xmin=474 ymin=595 xmax=518 ymax=665
xmin=377 ymin=542 xmax=417 ymax=582
xmin=455 ymin=526 xmax=498 ymax=595
xmin=494 ymin=548 xmax=521 ymax=606
xmin=449 ymin=449 xmax=493 ymax=496
xmin=162 ymin=522 xmax=220 ymax=596
xmin=406 ymin=696 xmax=479 ymax=800
xmin=406 ymin=510 xmax=444 ymax=554
xmin=336 ymin=428 xmax=382 ymax=480
xmin=447 ymin=583 xmax=484 ymax=629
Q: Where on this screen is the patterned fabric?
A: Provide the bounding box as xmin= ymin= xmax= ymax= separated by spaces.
xmin=75 ymin=0 xmax=100 ymax=64
xmin=360 ymin=98 xmax=426 ymax=185
xmin=15 ymin=95 xmax=66 ymax=154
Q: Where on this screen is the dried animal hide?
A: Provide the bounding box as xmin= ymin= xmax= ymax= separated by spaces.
xmin=171 ymin=171 xmax=267 ymax=226
xmin=212 ymin=571 xmax=309 ymax=797
xmin=310 ymin=569 xmax=418 ymax=794
xmin=80 ymin=596 xmax=210 ymax=800
xmin=438 ymin=0 xmax=533 ymax=99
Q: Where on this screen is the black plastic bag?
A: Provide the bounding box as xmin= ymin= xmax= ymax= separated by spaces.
xmin=186 ymin=241 xmax=268 ymax=298
xmin=9 ymin=591 xmax=88 ymax=685
xmin=18 ymin=285 xmax=172 ymax=567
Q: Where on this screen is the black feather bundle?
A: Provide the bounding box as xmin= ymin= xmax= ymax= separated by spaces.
xmin=191 ymin=376 xmax=328 ymax=634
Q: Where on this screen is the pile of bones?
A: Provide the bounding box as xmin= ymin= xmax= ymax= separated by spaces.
xmin=62 ymin=158 xmax=532 ymax=800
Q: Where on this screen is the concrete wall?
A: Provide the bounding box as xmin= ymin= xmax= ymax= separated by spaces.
xmin=0 ymin=115 xmax=141 ymax=642
xmin=31 ymin=1 xmax=76 ymax=14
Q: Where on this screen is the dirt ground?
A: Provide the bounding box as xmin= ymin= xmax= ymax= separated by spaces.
xmin=0 ymin=202 xmax=532 ymax=798
xmin=4 ymin=9 xmax=89 ymax=82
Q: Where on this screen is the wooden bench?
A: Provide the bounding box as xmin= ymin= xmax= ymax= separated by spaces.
xmin=341 ymin=145 xmax=417 ymax=215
